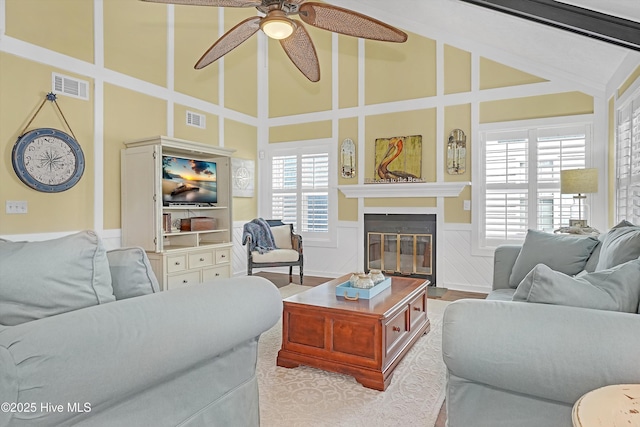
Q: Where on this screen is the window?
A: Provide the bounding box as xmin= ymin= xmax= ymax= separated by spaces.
xmin=616 ymin=89 xmax=640 ymax=225
xmin=269 ymin=141 xmax=336 ymax=246
xmin=477 ymin=122 xmax=591 ymax=249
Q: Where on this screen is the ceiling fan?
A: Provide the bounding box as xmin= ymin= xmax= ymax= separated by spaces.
xmin=141 ymin=0 xmax=408 ymax=82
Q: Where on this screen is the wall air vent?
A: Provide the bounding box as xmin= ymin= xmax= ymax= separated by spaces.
xmin=186 ymin=111 xmax=206 ymax=129
xmin=52 ymin=73 xmax=89 ymax=100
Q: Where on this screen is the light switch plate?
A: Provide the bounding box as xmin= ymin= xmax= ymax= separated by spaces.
xmin=6 ymin=200 xmax=28 ymax=214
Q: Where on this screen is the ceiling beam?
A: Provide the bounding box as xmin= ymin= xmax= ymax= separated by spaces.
xmin=459 ymin=0 xmax=640 ymax=52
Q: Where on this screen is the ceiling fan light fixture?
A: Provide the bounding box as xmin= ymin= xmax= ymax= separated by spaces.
xmin=261 ymin=10 xmax=295 ymax=40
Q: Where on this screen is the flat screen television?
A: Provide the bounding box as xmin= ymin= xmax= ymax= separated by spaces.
xmin=162 ymin=155 xmax=217 ymax=206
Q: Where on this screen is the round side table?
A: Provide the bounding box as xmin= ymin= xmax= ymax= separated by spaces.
xmin=573 ymin=384 xmax=640 ymax=426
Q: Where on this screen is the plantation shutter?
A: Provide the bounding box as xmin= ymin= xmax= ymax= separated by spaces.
xmin=536 ymin=127 xmax=587 ymax=232
xmin=271 ymin=151 xmax=330 ymax=234
xmin=301 ymin=153 xmax=329 ymax=232
xmin=616 ymin=91 xmax=640 ymax=225
xmin=484 ymin=130 xmax=528 ymax=244
xmin=272 ymin=155 xmax=298 ymax=228
xmin=481 ymin=124 xmax=588 ymax=247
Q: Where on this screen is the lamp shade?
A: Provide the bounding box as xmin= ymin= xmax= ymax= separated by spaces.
xmin=561 ymin=168 xmax=598 ymax=194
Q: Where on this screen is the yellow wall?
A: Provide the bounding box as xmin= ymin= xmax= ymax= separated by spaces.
xmin=480 ymin=92 xmax=594 ymax=123
xmin=104 ymin=0 xmax=167 ymax=88
xmin=6 ymin=0 xmax=94 ymax=63
xmin=174 ymin=5 xmax=219 ymax=104
xmin=365 ymin=32 xmax=436 ymax=104
xmin=268 ymin=26 xmax=332 ymax=118
xmin=226 ymin=119 xmax=258 ymax=221
xmin=103 ymin=84 xmax=167 ymax=230
xmin=480 ymin=57 xmax=547 ymax=89
xmin=0 ymin=54 xmax=95 ymax=234
xmin=444 ymin=45 xmax=471 ymax=95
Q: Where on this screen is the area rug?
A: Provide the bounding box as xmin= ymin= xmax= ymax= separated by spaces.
xmin=257 ymin=284 xmax=449 ymax=427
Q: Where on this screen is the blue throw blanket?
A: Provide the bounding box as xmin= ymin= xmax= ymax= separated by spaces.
xmin=242 ymin=218 xmax=277 ymax=254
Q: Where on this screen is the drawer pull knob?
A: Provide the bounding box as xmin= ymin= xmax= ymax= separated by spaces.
xmin=413 ymin=307 xmax=421 ymax=311
xmin=220 ymin=254 xmax=226 ymax=258
xmin=175 ymin=261 xmax=181 ymax=265
xmin=182 ymin=280 xmax=188 ymax=284
xmin=392 ymin=326 xmax=401 ymax=332
xmin=215 ymin=273 xmax=220 ymax=277
xmin=200 ymin=257 xmax=205 ymax=261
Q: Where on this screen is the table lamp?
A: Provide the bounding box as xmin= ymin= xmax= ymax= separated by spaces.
xmin=561 ymin=168 xmax=598 ymax=227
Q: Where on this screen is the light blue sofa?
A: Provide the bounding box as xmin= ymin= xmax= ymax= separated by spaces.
xmin=0 ymin=231 xmax=282 ymax=427
xmin=442 ymin=225 xmax=640 ymax=427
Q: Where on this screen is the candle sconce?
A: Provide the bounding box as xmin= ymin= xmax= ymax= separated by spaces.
xmin=447 ymin=129 xmax=466 ymax=175
xmin=341 ymin=138 xmax=356 ymax=178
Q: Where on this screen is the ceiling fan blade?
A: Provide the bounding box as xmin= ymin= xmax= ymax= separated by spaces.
xmin=279 ymin=21 xmax=320 ymax=82
xmin=195 ymin=16 xmax=261 ymax=69
xmin=140 ymin=0 xmax=261 ymax=7
xmin=298 ymin=2 xmax=407 ymax=43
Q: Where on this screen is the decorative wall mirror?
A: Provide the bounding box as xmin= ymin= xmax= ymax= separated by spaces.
xmin=447 ymin=129 xmax=466 ymax=175
xmin=341 ymin=138 xmax=356 ymax=178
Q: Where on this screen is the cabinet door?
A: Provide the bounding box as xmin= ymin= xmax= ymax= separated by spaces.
xmin=121 ymin=145 xmax=161 ymax=251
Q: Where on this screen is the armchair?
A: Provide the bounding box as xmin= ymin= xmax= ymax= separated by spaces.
xmin=246 ymin=219 xmax=304 ymax=284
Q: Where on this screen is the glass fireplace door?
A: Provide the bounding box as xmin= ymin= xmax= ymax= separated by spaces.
xmin=367 ymin=232 xmax=432 ymax=275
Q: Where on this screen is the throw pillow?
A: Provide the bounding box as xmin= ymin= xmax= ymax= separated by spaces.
xmin=508 ymin=230 xmax=599 ymax=288
xmin=107 ymin=247 xmax=160 ymax=300
xmin=513 ymin=260 xmax=640 ymax=313
xmin=0 ymin=230 xmax=115 ymax=326
xmin=270 ymin=224 xmax=293 ymax=249
xmin=595 ymin=222 xmax=640 ymax=270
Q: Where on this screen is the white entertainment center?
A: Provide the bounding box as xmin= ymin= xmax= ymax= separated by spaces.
xmin=121 ymin=136 xmax=235 ymax=290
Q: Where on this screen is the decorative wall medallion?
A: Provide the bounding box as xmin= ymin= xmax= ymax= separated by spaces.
xmin=231 ymin=158 xmax=255 ymax=197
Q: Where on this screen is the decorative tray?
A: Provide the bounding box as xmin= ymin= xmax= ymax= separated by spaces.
xmin=335 ymin=277 xmax=392 ymax=300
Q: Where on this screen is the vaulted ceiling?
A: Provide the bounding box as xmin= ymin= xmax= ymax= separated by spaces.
xmin=328 ymin=0 xmax=640 ymax=93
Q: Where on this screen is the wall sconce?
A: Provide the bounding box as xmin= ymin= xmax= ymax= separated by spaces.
xmin=341 ymin=138 xmax=356 ymax=178
xmin=447 ymin=129 xmax=466 ymax=175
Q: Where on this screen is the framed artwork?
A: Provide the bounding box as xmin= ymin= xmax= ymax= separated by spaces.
xmin=231 ymin=158 xmax=255 ymax=197
xmin=372 ymin=135 xmax=423 ymax=183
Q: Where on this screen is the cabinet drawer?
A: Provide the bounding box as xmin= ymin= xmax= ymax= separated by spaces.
xmin=409 ymin=291 xmax=427 ymax=331
xmin=189 ymin=251 xmax=214 ymax=269
xmin=167 ymin=271 xmax=200 ymax=290
xmin=203 ymin=265 xmax=231 ymax=281
xmin=167 ymin=255 xmax=187 ymax=273
xmin=215 ymin=249 xmax=230 ymax=264
xmin=385 ymin=307 xmax=408 ymax=356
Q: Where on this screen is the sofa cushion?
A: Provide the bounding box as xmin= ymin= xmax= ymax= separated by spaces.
xmin=513 ymin=261 xmax=640 ymax=313
xmin=107 ymin=247 xmax=160 ymax=300
xmin=0 ymin=230 xmax=115 ymax=326
xmin=508 ymin=230 xmax=599 ymax=288
xmin=252 ymin=249 xmax=299 ymax=263
xmin=595 ymin=222 xmax=640 ymax=271
xmin=271 ymin=225 xmax=292 ymax=249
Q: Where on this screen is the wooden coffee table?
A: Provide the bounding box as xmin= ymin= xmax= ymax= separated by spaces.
xmin=276 ymin=274 xmax=430 ymax=391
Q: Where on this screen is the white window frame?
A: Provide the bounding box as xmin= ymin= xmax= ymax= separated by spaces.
xmin=266 ymin=139 xmax=337 ymax=248
xmin=615 ymin=84 xmax=640 ymax=225
xmin=472 ymin=116 xmax=594 ymax=256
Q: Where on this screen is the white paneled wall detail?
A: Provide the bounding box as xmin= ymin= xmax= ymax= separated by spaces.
xmin=441 ymin=224 xmax=493 ymax=293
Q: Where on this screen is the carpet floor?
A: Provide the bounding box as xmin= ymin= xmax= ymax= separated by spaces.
xmin=257 ymin=284 xmax=449 ymax=427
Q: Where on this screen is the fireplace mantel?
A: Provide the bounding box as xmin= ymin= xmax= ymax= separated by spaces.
xmin=338 ymin=182 xmax=470 ymax=199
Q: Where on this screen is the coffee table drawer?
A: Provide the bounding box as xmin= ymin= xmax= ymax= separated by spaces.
xmin=385 ymin=307 xmax=408 ymax=356
xmin=409 ymin=291 xmax=427 ymax=331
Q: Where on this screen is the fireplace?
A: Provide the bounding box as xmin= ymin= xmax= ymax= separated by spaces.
xmin=364 ymin=214 xmax=436 ymax=284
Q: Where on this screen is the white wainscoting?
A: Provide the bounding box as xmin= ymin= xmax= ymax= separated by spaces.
xmin=441 ymin=223 xmax=493 ymax=294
